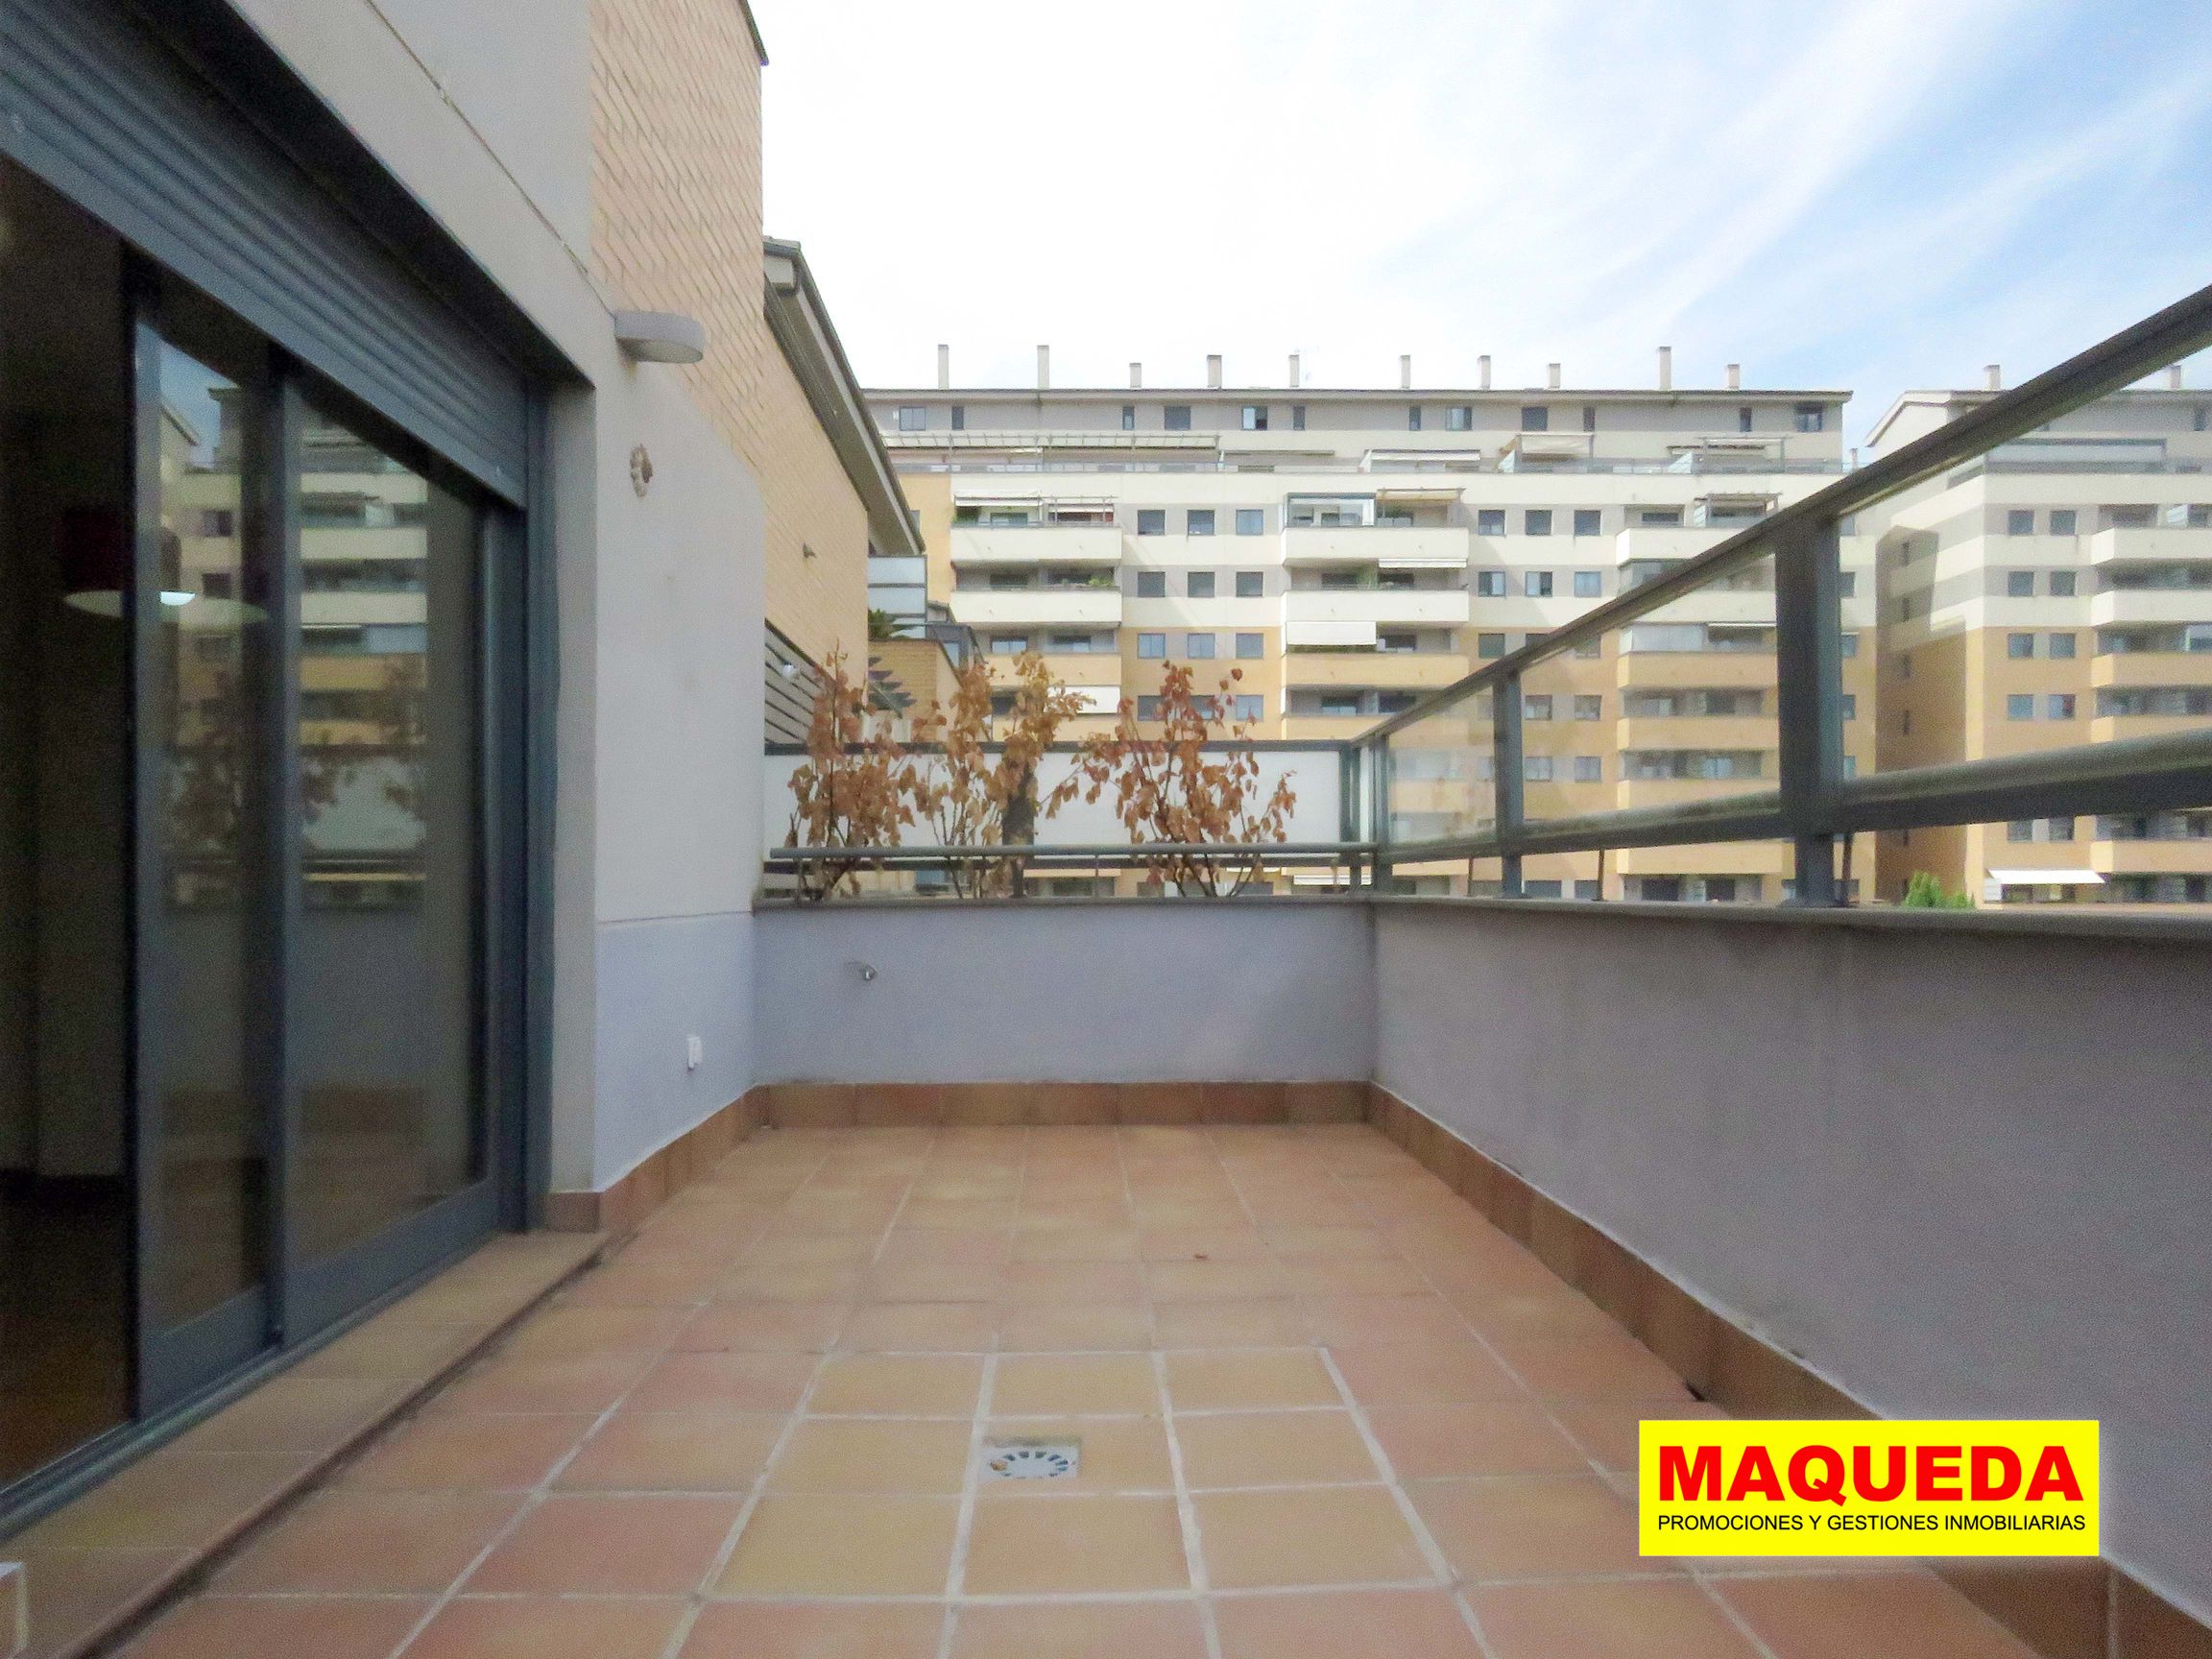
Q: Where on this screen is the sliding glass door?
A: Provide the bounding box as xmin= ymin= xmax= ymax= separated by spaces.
xmin=132 ymin=291 xmax=280 ymax=1408
xmin=286 ymin=397 xmax=497 ymax=1334
xmin=0 ymin=147 xmax=526 ymax=1501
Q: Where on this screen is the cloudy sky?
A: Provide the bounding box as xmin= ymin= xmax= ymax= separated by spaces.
xmin=756 ymin=0 xmax=2212 ymax=441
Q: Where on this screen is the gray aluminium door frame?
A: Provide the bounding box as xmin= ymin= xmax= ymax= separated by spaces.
xmin=127 ymin=264 xmax=280 ymax=1416
xmin=273 ymin=367 xmax=518 ymax=1346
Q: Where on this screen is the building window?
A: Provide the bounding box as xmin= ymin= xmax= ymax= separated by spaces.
xmin=1448 ymin=405 xmax=1472 ymax=431
xmin=1475 ymin=570 xmax=1505 ymax=597
xmin=1637 ymin=507 xmax=1684 ymax=527
xmin=1407 ymin=405 xmax=1423 ymax=431
xmin=1235 ymin=570 xmax=1263 ymax=597
xmin=896 ymin=405 xmax=926 ymax=431
xmin=2049 ymin=632 xmax=2077 ymax=660
xmin=2050 ymin=508 xmax=2078 ymax=536
xmin=1234 ymin=694 xmax=1263 ymax=722
xmin=2007 ymin=509 xmax=2035 ymax=536
xmin=1738 ymin=406 xmax=1754 ymax=434
xmin=2050 ymin=816 xmax=2077 ymax=842
xmin=989 ymin=635 xmax=1029 ymax=655
xmin=2048 ymin=693 xmax=2077 ymax=720
xmin=1134 ymin=572 xmax=1169 ymax=602
xmin=2008 ymin=632 xmax=2034 ymax=659
xmin=1573 ymin=509 xmax=1600 ymax=537
xmin=1138 ymin=509 xmax=1166 ymax=537
xmin=2007 ymin=693 xmax=2034 ymax=720
xmin=1574 ymin=878 xmax=1601 ymax=900
xmin=1235 ymin=508 xmax=1264 ymax=536
xmin=1573 ymin=637 xmax=1602 ymax=659
xmin=1478 ymin=632 xmax=1507 ymax=659
xmin=1137 ymin=695 xmax=1163 ymax=721
xmin=1186 ymin=633 xmax=1216 ymax=659
xmin=1574 ymin=756 xmax=1602 ymax=781
xmin=1793 ymin=402 xmax=1825 ymax=432
xmin=1138 ymin=633 xmax=1166 ymax=659
xmin=1476 ymin=509 xmax=1505 ymax=536
xmin=1236 ymin=631 xmax=1263 ymax=659
xmin=1526 ymin=570 xmax=1554 ymax=597
xmin=1582 ymin=404 xmax=1597 ymax=433
xmin=1524 ymin=756 xmax=1553 ymax=782
xmin=1187 ymin=509 xmax=1215 ymax=536
xmin=1524 ymin=693 xmax=1553 ymax=720
xmin=1121 ymin=404 xmax=1136 ymax=431
xmin=2006 ymin=570 xmax=2035 ymax=597
xmin=1187 ymin=570 xmax=1215 ymax=598
xmin=2049 ymin=570 xmax=2077 ymax=597
xmin=2007 ymin=819 xmax=2036 ymax=843
xmin=1526 ymin=510 xmax=1552 ymax=537
xmin=1574 ymin=694 xmax=1602 ymax=720
xmin=1841 ymin=632 xmax=1860 ymax=660
xmin=1574 ymin=570 xmax=1602 ymax=597
xmin=1165 ymin=404 xmax=1192 ymax=431
xmin=1291 ymin=405 xmax=1307 ymax=430
xmin=950 ymin=404 xmax=966 ymax=431
xmin=1521 ymin=405 xmax=1549 ymax=432
xmin=1837 ymin=571 xmax=1857 ymax=597
xmin=1840 ymin=692 xmax=1858 ymax=720
xmin=1242 ymin=405 xmax=1268 ymax=431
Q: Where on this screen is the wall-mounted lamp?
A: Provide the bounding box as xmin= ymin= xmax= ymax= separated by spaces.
xmin=613 ymin=310 xmax=706 ymax=365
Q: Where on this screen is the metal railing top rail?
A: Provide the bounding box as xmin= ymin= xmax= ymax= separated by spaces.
xmin=1361 ymin=276 xmax=2212 ymax=746
xmin=769 ymin=842 xmax=1376 ymax=864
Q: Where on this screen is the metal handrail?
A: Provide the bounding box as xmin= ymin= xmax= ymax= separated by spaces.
xmin=1364 ymin=277 xmax=2212 ymax=745
xmin=769 ymin=842 xmax=1375 ymax=864
xmin=1351 ymin=277 xmax=2212 ymax=901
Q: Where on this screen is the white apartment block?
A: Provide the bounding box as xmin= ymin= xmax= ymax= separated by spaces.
xmin=867 ymin=350 xmax=1879 ymax=902
xmin=1862 ymin=379 xmax=2212 ymax=905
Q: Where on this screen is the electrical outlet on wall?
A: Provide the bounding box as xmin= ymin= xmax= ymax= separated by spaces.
xmin=685 ymin=1034 xmax=703 ymax=1071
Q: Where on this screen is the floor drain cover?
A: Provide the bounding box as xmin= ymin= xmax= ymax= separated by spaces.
xmin=983 ymin=1438 xmax=1079 ymax=1480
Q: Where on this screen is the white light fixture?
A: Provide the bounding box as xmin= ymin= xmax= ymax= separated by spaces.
xmin=613 ymin=310 xmax=706 ymax=365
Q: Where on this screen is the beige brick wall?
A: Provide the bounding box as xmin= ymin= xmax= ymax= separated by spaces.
xmin=589 ymin=0 xmax=866 ymax=668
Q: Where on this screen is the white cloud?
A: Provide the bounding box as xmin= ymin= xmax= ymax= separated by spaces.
xmin=756 ymin=0 xmax=2212 ymax=422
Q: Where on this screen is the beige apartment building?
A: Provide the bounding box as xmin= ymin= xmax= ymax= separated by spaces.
xmin=868 ymin=352 xmax=1877 ymax=901
xmin=1863 ymin=379 xmax=2212 ymax=906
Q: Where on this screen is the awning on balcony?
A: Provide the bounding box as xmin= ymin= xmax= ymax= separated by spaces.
xmin=1984 ymin=868 xmax=2106 ymax=886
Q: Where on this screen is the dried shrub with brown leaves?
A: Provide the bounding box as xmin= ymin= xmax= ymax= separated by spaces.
xmin=783 ymin=647 xmax=921 ymax=899
xmin=909 ymin=651 xmax=1086 ymax=896
xmin=1075 ymin=661 xmax=1295 ymax=897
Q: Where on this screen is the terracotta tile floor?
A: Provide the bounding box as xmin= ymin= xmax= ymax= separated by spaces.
xmin=114 ymin=1125 xmax=2044 ymax=1659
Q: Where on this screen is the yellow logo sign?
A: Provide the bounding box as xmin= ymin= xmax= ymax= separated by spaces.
xmin=1639 ymin=1420 xmax=2099 ymax=1556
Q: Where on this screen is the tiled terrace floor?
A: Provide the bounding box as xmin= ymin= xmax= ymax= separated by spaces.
xmin=117 ymin=1125 xmax=2040 ymax=1659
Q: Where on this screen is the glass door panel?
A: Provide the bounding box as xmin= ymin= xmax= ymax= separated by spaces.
xmin=134 ymin=283 xmax=279 ymax=1409
xmin=291 ymin=402 xmax=485 ymax=1305
xmin=0 ymin=155 xmax=134 ymax=1484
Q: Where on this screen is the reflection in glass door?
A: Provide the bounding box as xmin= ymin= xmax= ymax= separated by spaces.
xmin=136 ymin=303 xmax=277 ymax=1405
xmin=291 ymin=402 xmax=486 ymax=1310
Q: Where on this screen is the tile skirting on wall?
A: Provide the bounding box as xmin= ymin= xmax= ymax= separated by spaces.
xmin=761 ymin=1079 xmax=1369 ymax=1130
xmin=545 ymin=1087 xmax=771 ymax=1235
xmin=1361 ymin=1082 xmax=2212 ymax=1659
xmin=542 ymin=1082 xmax=1370 ymax=1234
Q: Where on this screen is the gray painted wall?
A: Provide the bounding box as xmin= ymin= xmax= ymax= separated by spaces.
xmin=755 ymin=903 xmax=1373 ymax=1085
xmin=1372 ymin=903 xmax=2212 ymax=1623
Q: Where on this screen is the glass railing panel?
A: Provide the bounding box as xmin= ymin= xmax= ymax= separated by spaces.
xmin=1520 ymin=554 xmax=1782 ymax=828
xmin=1382 ymin=693 xmax=1495 ymax=847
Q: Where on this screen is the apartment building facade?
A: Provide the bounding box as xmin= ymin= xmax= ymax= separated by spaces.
xmin=1863 ymin=384 xmax=2212 ymax=906
xmin=868 ymin=357 xmax=1878 ymax=902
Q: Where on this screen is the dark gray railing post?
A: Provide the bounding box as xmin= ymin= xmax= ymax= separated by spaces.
xmin=1774 ymin=515 xmax=1846 ymax=904
xmin=1369 ymin=736 xmax=1391 ymax=891
xmin=1496 ymin=674 xmax=1525 ymax=897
